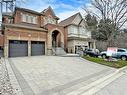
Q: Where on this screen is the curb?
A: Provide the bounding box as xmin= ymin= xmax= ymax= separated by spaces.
xmin=67 ymin=59 xmax=127 ymax=95
xmin=4 ymin=58 xmax=24 ymax=95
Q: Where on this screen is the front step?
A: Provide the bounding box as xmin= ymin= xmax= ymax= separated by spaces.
xmin=54 ymin=47 xmax=66 ymax=55
xmin=61 ymin=53 xmax=79 ymax=57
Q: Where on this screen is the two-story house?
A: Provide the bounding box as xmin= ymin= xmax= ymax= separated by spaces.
xmin=59 ymin=13 xmax=95 ymax=53
xmin=1 ymin=6 xmax=95 ymax=57
xmin=2 ymin=6 xmax=66 ymax=57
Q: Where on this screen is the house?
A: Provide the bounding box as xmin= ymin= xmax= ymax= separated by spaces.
xmin=2 ymin=6 xmax=95 ymax=57
xmin=59 ymin=13 xmax=95 ymax=53
xmin=2 ymin=6 xmax=67 ymax=57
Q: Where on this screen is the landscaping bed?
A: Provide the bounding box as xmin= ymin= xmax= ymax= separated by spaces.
xmin=83 ymin=56 xmax=127 ymax=68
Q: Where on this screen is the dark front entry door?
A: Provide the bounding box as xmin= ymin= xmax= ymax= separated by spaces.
xmin=9 ymin=40 xmax=28 ymax=57
xmin=31 ymin=41 xmax=45 ymax=56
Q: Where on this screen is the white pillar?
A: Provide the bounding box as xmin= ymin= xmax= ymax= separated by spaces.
xmin=28 ymin=41 xmax=31 ymax=56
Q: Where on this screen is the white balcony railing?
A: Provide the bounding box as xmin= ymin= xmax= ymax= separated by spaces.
xmin=68 ymin=33 xmax=91 ymax=38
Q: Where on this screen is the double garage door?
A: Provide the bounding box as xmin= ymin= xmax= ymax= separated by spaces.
xmin=9 ymin=40 xmax=45 ymax=57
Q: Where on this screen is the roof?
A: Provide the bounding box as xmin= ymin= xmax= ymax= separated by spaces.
xmin=15 ymin=7 xmax=42 ymax=15
xmin=59 ymin=12 xmax=81 ymax=26
xmin=41 ymin=6 xmax=59 ymax=20
xmin=15 ymin=6 xmax=59 ymax=19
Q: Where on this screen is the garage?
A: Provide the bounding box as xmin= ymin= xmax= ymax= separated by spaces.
xmin=9 ymin=40 xmax=28 ymax=57
xmin=31 ymin=41 xmax=45 ymax=56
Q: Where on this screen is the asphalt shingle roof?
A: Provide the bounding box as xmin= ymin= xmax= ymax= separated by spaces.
xmin=59 ymin=12 xmax=80 ymax=27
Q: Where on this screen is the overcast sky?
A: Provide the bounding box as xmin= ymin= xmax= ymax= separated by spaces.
xmin=16 ymin=0 xmax=90 ymax=21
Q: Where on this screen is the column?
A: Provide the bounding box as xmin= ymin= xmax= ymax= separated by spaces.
xmin=28 ymin=41 xmax=31 ymax=56
xmin=47 ymin=33 xmax=52 ymax=55
xmin=4 ymin=39 xmax=8 ymax=58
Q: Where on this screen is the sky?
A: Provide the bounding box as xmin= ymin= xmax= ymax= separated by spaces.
xmin=16 ymin=0 xmax=90 ymax=21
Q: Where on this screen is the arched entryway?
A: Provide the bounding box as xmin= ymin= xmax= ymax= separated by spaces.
xmin=47 ymin=29 xmax=64 ymax=55
xmin=52 ymin=30 xmax=61 ymax=48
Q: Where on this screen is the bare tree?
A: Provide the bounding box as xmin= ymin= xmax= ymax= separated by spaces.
xmin=83 ymin=0 xmax=127 ymax=46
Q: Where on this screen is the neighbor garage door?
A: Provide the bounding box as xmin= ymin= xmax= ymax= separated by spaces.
xmin=31 ymin=41 xmax=45 ymax=56
xmin=9 ymin=40 xmax=28 ymax=57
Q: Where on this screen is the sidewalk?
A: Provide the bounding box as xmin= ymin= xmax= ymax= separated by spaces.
xmin=68 ymin=64 xmax=127 ymax=95
xmin=95 ymin=68 xmax=127 ymax=95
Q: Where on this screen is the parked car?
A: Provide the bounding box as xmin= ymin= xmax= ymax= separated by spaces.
xmin=100 ymin=48 xmax=127 ymax=60
xmin=84 ymin=49 xmax=100 ymax=57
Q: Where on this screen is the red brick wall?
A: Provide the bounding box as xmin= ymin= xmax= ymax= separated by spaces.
xmin=14 ymin=10 xmax=41 ymax=27
xmin=4 ymin=27 xmax=47 ymax=41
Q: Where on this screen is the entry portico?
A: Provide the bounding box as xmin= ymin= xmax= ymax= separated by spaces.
xmin=45 ymin=24 xmax=65 ymax=55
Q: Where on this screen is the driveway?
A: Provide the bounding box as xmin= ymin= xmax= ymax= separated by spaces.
xmin=7 ymin=56 xmax=116 ymax=95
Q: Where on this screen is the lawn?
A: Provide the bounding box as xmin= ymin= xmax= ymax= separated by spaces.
xmin=83 ymin=56 xmax=127 ymax=68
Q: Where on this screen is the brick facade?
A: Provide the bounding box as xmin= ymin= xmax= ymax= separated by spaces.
xmin=2 ymin=6 xmax=67 ymax=57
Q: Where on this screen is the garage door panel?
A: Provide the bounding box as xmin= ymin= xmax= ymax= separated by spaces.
xmin=31 ymin=41 xmax=45 ymax=56
xmin=9 ymin=40 xmax=28 ymax=57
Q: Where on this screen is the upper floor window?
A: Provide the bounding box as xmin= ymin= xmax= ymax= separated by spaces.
xmin=21 ymin=13 xmax=37 ymax=24
xmin=44 ymin=15 xmax=57 ymax=25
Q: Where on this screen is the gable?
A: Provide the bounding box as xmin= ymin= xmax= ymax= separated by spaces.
xmin=72 ymin=13 xmax=82 ymax=25
xmin=42 ymin=7 xmax=59 ymax=20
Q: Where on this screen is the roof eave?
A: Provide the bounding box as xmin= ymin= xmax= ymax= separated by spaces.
xmin=2 ymin=23 xmax=48 ymax=32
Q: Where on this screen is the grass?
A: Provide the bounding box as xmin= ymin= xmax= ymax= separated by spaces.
xmin=83 ymin=55 xmax=127 ymax=68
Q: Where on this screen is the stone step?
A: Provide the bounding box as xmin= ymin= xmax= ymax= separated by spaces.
xmin=61 ymin=53 xmax=79 ymax=57
xmin=55 ymin=47 xmax=66 ymax=55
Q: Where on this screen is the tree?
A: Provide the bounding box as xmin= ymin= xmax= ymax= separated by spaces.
xmin=85 ymin=13 xmax=98 ymax=39
xmin=84 ymin=0 xmax=127 ymax=46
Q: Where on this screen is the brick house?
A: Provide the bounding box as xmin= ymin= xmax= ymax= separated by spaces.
xmin=2 ymin=7 xmax=66 ymax=57
xmin=59 ymin=13 xmax=95 ymax=53
xmin=2 ymin=6 xmax=94 ymax=57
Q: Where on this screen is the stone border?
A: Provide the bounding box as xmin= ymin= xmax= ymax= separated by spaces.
xmin=4 ymin=58 xmax=24 ymax=95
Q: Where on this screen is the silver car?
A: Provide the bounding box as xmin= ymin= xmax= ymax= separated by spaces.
xmin=100 ymin=48 xmax=127 ymax=60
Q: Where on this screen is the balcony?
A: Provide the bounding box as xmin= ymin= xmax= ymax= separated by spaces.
xmin=68 ymin=33 xmax=91 ymax=39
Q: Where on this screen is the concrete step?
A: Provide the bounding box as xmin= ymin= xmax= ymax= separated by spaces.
xmin=61 ymin=53 xmax=79 ymax=57
xmin=55 ymin=47 xmax=66 ymax=55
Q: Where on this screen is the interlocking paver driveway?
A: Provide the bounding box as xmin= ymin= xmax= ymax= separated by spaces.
xmin=8 ymin=56 xmax=116 ymax=95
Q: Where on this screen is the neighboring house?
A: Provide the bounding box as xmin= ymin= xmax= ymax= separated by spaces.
xmin=2 ymin=6 xmax=66 ymax=57
xmin=59 ymin=13 xmax=95 ymax=53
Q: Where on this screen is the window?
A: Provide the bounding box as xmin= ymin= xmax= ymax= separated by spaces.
xmin=44 ymin=16 xmax=56 ymax=25
xmin=22 ymin=13 xmax=26 ymax=22
xmin=117 ymin=49 xmax=126 ymax=52
xmin=21 ymin=13 xmax=37 ymax=24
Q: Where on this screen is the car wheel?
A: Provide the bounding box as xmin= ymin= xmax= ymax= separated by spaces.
xmin=102 ymin=54 xmax=106 ymax=59
xmin=121 ymin=56 xmax=127 ymax=61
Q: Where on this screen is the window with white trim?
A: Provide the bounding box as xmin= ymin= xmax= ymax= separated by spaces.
xmin=21 ymin=13 xmax=37 ymax=24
